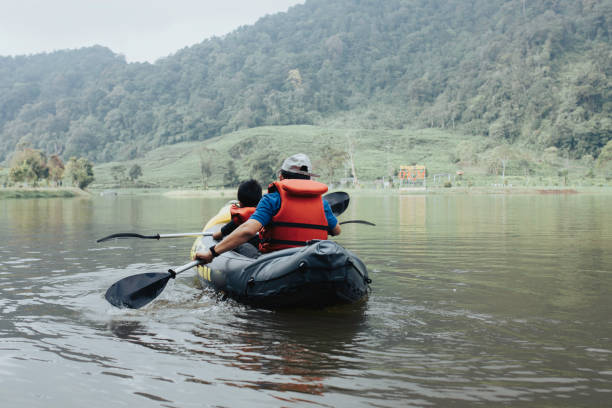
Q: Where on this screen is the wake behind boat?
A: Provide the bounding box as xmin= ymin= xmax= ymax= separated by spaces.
xmin=191 ymin=203 xmax=371 ymax=308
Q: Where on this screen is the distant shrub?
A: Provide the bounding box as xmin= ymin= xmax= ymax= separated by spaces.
xmin=444 ymin=181 xmax=452 ymax=188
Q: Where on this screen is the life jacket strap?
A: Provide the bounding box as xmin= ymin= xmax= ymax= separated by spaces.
xmin=269 ymin=221 xmax=328 ymax=230
xmin=264 ymin=238 xmax=309 ymax=246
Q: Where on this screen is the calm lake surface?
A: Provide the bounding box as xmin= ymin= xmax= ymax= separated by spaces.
xmin=1 ymin=193 xmax=611 ymax=407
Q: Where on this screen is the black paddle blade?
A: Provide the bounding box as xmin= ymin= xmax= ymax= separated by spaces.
xmin=324 ymin=191 xmax=350 ymax=217
xmin=97 ymin=233 xmax=157 ymax=243
xmin=105 ymin=272 xmax=173 ymax=309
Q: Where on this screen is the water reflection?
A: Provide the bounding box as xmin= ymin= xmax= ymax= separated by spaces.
xmin=191 ymin=305 xmax=366 ymax=397
xmin=106 ymin=301 xmax=367 ymax=397
xmin=4 ymin=197 xmax=95 ymax=236
xmin=399 ymin=195 xmax=426 ymax=227
xmin=107 ymin=319 xmax=176 ymax=351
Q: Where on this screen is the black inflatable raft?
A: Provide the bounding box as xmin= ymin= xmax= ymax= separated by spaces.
xmin=191 ymin=203 xmax=370 ymax=308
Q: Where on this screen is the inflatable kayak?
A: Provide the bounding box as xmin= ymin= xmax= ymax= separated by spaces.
xmin=190 ymin=202 xmax=371 ymax=308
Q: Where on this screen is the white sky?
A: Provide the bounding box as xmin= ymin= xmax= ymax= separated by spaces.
xmin=0 ymin=0 xmax=304 ymax=63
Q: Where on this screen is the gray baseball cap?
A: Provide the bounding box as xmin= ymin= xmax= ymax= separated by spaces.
xmin=280 ymin=153 xmax=319 ymax=177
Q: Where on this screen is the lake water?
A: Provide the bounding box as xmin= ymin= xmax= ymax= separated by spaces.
xmin=1 ymin=193 xmax=611 ymax=407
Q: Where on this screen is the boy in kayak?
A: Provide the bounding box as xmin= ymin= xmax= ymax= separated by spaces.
xmin=212 ymin=178 xmax=262 ymax=245
xmin=195 ymin=153 xmax=340 ymax=263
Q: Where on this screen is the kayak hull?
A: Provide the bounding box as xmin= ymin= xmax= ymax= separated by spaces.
xmin=191 ymin=205 xmax=370 ymax=308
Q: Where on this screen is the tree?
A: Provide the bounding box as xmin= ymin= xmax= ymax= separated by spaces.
xmin=316 ymin=142 xmax=348 ymax=185
xmin=48 ymin=154 xmax=65 ymax=186
xmin=223 ymin=160 xmax=240 ymax=187
xmin=65 ymin=157 xmax=94 ymax=189
xmin=198 ymin=147 xmax=217 ymax=189
xmin=110 ymin=165 xmax=127 ymax=185
xmin=543 ymin=146 xmax=560 ymax=166
xmin=128 ymin=164 xmax=142 ymax=182
xmin=248 ymin=150 xmax=279 ymax=185
xmin=9 ymin=162 xmax=36 ymax=185
xmin=200 ymin=160 xmax=212 ymax=189
xmin=64 ymin=116 xmax=107 ymax=160
xmin=287 ymin=69 xmax=303 ymax=90
xmin=0 ymin=0 xmax=609 ymax=165
xmin=455 ymin=141 xmax=479 ymax=166
xmin=9 ymin=148 xmax=49 ymax=186
xmin=484 ymin=144 xmax=517 ymax=180
xmin=596 ymin=139 xmax=612 ymax=173
xmin=489 ymin=119 xmax=517 ymax=142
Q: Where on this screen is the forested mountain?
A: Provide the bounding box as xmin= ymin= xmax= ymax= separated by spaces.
xmin=0 ymin=0 xmax=610 ymax=164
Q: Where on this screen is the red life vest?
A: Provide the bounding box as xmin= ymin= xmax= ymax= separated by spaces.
xmin=259 ymin=179 xmax=329 ymax=253
xmin=230 ymin=204 xmax=256 ymax=225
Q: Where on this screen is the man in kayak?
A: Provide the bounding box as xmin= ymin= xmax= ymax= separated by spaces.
xmin=194 ymin=153 xmax=341 ymax=263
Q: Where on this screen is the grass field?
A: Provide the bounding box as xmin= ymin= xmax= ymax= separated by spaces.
xmin=92 ymin=125 xmax=494 ymax=188
xmin=91 ymin=125 xmax=609 ymax=190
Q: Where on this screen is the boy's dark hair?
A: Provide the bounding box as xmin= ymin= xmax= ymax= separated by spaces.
xmin=280 ymin=169 xmax=310 ymax=180
xmin=237 ymin=179 xmax=262 ymax=207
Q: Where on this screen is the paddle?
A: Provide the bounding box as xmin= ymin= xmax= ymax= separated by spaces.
xmin=324 ymin=192 xmax=374 ymax=225
xmin=339 ymin=220 xmax=376 ymax=226
xmin=105 ymin=260 xmax=202 ymax=309
xmin=324 ymin=191 xmax=349 ymax=217
xmin=104 ymin=191 xmax=359 ymax=309
xmin=97 ymin=232 xmax=213 ymax=243
xmin=98 ymin=192 xmax=349 ymax=244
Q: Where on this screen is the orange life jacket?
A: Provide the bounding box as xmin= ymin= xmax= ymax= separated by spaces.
xmin=259 ymin=179 xmax=329 ymax=253
xmin=230 ymin=204 xmax=256 ymax=225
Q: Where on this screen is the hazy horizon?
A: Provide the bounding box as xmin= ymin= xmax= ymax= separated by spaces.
xmin=0 ymin=0 xmax=304 ymax=63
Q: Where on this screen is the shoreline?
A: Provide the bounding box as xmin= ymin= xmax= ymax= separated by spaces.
xmin=3 ymin=185 xmax=611 ymax=199
xmin=102 ymin=185 xmax=612 ymax=197
xmin=162 ymin=189 xmax=234 ymax=198
xmin=340 ymin=186 xmax=612 ymax=195
xmin=0 ymin=187 xmax=91 ymax=199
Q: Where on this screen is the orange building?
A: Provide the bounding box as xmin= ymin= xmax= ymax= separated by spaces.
xmin=398 ymin=165 xmax=426 ymax=184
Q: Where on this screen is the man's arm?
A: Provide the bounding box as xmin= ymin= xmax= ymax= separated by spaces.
xmin=194 ymin=218 xmax=262 ymax=263
xmin=329 ymin=224 xmax=341 ymax=236
xmin=323 ymin=199 xmax=341 ymax=236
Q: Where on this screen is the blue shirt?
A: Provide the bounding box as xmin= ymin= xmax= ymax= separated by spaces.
xmin=250 ymin=192 xmax=338 ymax=231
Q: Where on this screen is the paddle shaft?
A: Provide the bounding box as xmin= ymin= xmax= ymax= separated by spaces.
xmin=99 ymin=192 xmax=348 ymax=243
xmin=339 ymin=220 xmax=376 ymax=226
xmin=97 ymin=231 xmax=213 ymax=243
xmin=158 ymin=232 xmax=213 ymax=239
xmin=168 ymin=260 xmax=202 ymax=277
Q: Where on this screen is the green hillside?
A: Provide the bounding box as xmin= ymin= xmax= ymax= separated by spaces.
xmin=91 ymin=125 xmax=603 ymax=189
xmin=0 ymin=0 xmax=610 ymax=167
